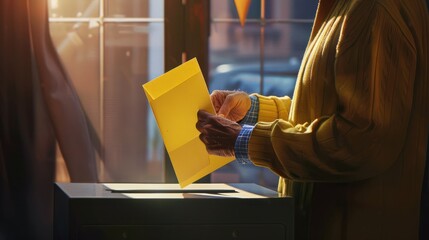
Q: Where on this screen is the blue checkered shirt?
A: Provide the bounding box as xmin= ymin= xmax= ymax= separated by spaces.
xmin=234 ymin=95 xmax=259 ymax=164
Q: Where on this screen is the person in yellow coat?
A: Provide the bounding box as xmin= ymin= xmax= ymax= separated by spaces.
xmin=196 ymin=0 xmax=429 ymax=239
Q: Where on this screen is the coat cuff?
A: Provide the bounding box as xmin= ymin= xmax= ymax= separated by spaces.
xmin=247 ymin=121 xmax=277 ymax=168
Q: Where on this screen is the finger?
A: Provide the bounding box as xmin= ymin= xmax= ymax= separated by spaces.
xmin=197 ymin=122 xmax=217 ymax=136
xmin=197 ymin=109 xmax=211 ymax=121
xmin=195 ymin=120 xmax=205 ymax=132
xmin=205 ymin=141 xmax=222 ymax=151
xmin=210 ymin=90 xmax=221 ymax=99
xmin=206 ymin=145 xmax=234 ymax=157
xmin=210 ymin=90 xmax=223 ymax=113
xmin=199 ymin=134 xmax=221 ymax=147
xmin=199 ymin=133 xmax=208 ymax=144
xmin=217 ymin=95 xmax=234 ymax=118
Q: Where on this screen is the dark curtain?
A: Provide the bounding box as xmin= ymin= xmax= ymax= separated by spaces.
xmin=421 ymin=136 xmax=429 ymax=240
xmin=420 ymin=0 xmax=428 ymax=221
xmin=0 ymin=1 xmax=98 ymax=239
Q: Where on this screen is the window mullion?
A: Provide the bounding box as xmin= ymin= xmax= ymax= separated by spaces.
xmin=260 ymin=0 xmax=265 ymax=94
xmin=99 ymin=0 xmax=105 ymax=176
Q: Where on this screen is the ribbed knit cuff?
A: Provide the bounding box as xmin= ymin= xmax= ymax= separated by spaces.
xmin=250 ymin=94 xmax=279 ymax=122
xmin=247 ymin=121 xmax=277 ymax=168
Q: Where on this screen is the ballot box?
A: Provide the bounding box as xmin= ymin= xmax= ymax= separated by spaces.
xmin=54 ymin=183 xmax=294 ymax=240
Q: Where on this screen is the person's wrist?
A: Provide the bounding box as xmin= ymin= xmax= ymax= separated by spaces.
xmin=234 ymin=124 xmax=254 ymax=164
xmin=239 ymin=95 xmax=259 ymax=125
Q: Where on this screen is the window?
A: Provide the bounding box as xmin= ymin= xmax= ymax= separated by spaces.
xmin=48 ymin=0 xmax=165 ymax=182
xmin=209 ymin=0 xmax=317 ymax=190
xmin=48 ymin=0 xmax=318 ymax=189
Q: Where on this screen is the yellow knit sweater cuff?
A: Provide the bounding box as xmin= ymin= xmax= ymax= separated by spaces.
xmin=250 ymin=94 xmax=291 ymax=122
xmin=248 ymin=121 xmax=277 ymax=168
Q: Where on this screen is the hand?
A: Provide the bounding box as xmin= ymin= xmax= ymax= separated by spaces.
xmin=196 ymin=110 xmax=242 ymax=157
xmin=211 ymin=90 xmax=251 ymax=122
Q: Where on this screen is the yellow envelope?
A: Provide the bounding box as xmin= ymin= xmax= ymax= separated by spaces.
xmin=142 ymin=58 xmax=234 ymax=188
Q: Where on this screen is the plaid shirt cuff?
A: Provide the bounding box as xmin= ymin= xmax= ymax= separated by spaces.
xmin=239 ymin=95 xmax=259 ymax=126
xmin=234 ymin=124 xmax=254 ymax=164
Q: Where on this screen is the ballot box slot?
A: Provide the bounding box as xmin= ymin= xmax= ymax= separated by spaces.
xmin=107 ymin=189 xmax=237 ymax=194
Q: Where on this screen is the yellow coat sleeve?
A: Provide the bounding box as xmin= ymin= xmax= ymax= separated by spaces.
xmin=250 ymin=93 xmax=292 ymax=122
xmin=249 ymin=4 xmax=417 ymax=182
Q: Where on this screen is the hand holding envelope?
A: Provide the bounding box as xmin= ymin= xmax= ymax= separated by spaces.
xmin=196 ymin=110 xmax=242 ymax=157
xmin=142 ymin=58 xmax=234 ymax=188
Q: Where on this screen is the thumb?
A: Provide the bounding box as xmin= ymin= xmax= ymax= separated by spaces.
xmin=217 ymin=95 xmax=234 ymax=118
